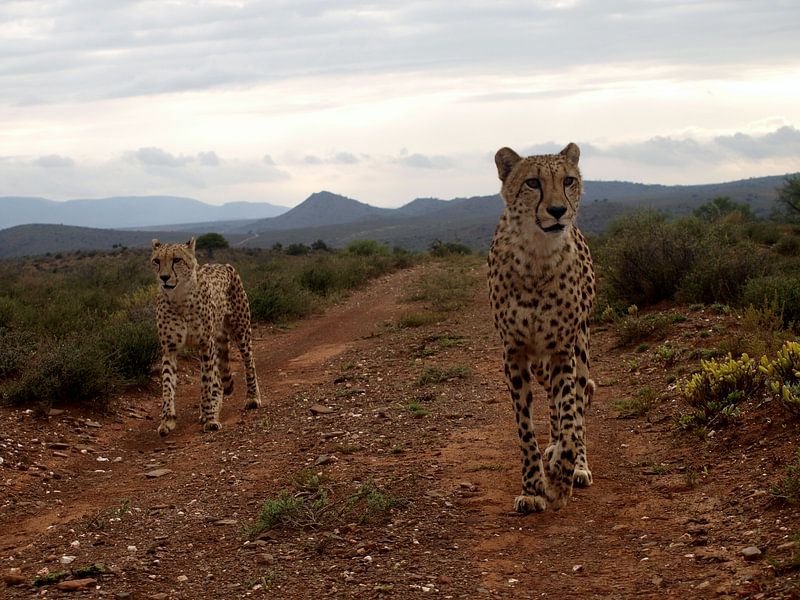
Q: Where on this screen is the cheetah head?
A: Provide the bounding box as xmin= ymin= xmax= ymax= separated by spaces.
xmin=150 ymin=238 xmax=199 ymax=294
xmin=495 ymin=143 xmax=582 ymax=235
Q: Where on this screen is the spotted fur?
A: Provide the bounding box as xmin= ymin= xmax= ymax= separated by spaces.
xmin=487 ymin=143 xmax=596 ymax=512
xmin=151 ymin=238 xmax=261 ymax=436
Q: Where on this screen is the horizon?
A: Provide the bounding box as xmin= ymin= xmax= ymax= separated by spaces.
xmin=1 ymin=2 xmax=798 ymax=207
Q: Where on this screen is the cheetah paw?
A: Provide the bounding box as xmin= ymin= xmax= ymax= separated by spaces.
xmin=514 ymin=494 xmax=547 ymax=514
xmin=245 ymin=397 xmax=261 ymax=410
xmin=574 ymin=467 xmax=593 ymax=488
xmin=157 ymin=417 xmax=176 ymax=437
xmin=203 ymin=420 xmax=222 ymax=432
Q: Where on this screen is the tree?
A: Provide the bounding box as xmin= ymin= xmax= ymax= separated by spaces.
xmin=311 ymin=239 xmax=330 ymax=252
xmin=777 ymin=174 xmax=800 ymax=222
xmin=693 ymin=196 xmax=756 ymax=222
xmin=195 ymin=232 xmax=229 ymax=257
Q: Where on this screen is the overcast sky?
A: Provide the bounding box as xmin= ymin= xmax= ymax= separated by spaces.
xmin=1 ymin=0 xmax=799 ymax=207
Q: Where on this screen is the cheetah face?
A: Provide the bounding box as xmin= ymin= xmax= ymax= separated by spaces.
xmin=151 ymin=238 xmax=198 ymax=294
xmin=495 ymin=143 xmax=582 ymax=235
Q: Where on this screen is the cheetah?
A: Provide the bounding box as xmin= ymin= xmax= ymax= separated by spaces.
xmin=151 ymin=238 xmax=261 ymax=436
xmin=487 ymin=143 xmax=596 ymax=513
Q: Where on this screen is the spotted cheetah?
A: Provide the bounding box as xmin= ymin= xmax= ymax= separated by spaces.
xmin=487 ymin=143 xmax=596 ymax=513
xmin=151 ymin=238 xmax=261 ymax=436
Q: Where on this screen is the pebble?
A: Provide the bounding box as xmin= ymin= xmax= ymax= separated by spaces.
xmin=177 ymin=574 xmax=189 ymax=582
xmin=214 ymin=519 xmax=238 ymax=526
xmin=145 ymin=468 xmax=173 ymax=478
xmin=55 ymin=578 xmax=96 ymax=591
xmin=60 ymin=555 xmax=76 ymax=564
xmin=85 ymin=420 xmax=102 ymax=428
xmin=741 ymin=546 xmax=762 ymax=560
xmin=48 ymin=442 xmax=70 ymax=450
xmin=777 ymin=541 xmax=798 ymax=551
xmin=315 ymin=454 xmax=334 ymax=466
xmin=4 ymin=574 xmax=26 ymax=586
xmin=310 ymin=404 xmax=334 ymax=415
xmin=255 ymin=553 xmax=275 ymax=565
xmin=127 ymin=545 xmax=138 ymax=553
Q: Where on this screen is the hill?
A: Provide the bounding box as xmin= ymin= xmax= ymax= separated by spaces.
xmin=0 ymin=174 xmax=790 ymax=258
xmin=0 ymin=196 xmax=288 ymax=230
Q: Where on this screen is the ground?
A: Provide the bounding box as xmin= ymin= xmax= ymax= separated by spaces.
xmin=2 ymin=261 xmax=800 ymax=599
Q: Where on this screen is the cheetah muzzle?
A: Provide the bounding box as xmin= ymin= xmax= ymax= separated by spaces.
xmin=151 ymin=237 xmax=262 ymax=436
xmin=488 ymin=143 xmax=596 ymax=513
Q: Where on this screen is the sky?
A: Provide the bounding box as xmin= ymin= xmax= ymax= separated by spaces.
xmin=1 ymin=0 xmax=799 ymax=208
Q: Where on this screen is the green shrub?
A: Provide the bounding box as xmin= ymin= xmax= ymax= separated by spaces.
xmin=773 ymin=234 xmax=800 ymax=256
xmin=0 ymin=327 xmax=37 ymax=378
xmin=760 ymin=341 xmax=800 ymax=416
xmin=430 ymin=240 xmax=472 ymax=257
xmin=679 ymin=354 xmax=763 ymax=429
xmin=614 ymin=312 xmax=672 ymax=346
xmin=248 ymin=280 xmax=313 ymax=323
xmin=2 ymin=336 xmax=118 ymax=410
xmin=285 ymin=243 xmax=310 ymax=256
xmin=599 ymin=211 xmax=699 ymax=306
xmin=100 ymin=320 xmax=160 ymax=383
xmin=742 ymin=275 xmax=800 ymax=327
xmin=677 ymin=233 xmax=769 ymax=305
xmin=346 ymin=239 xmax=390 ymax=257
xmin=771 ymin=449 xmax=800 ymax=504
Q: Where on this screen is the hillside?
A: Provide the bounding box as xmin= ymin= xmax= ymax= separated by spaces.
xmin=0 ymin=196 xmax=288 ymax=230
xmin=0 ymin=174 xmax=789 ymax=258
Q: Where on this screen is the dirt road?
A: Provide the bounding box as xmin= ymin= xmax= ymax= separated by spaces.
xmin=2 ymin=261 xmax=799 ymax=598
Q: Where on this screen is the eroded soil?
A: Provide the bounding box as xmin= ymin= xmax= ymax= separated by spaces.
xmin=2 ymin=262 xmax=800 ymax=599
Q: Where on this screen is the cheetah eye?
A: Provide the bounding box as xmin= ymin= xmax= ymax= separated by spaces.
xmin=172 ymin=257 xmax=182 ymax=265
xmin=564 ymin=176 xmax=576 ymax=187
xmin=524 ymin=178 xmax=541 ymax=190
xmin=152 ymin=258 xmax=160 ymax=266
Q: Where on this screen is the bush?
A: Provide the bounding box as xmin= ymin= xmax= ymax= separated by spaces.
xmin=614 ymin=312 xmax=672 ymax=346
xmin=679 ymin=354 xmax=763 ymax=429
xmin=100 ymin=320 xmax=160 ymax=383
xmin=677 ymin=232 xmax=769 ymax=305
xmin=430 ymin=240 xmax=472 ymax=257
xmin=285 ymin=243 xmax=310 ymax=256
xmin=741 ymin=275 xmax=800 ymax=327
xmin=248 ymin=280 xmax=313 ymax=323
xmin=760 ymin=341 xmax=800 ymax=416
xmin=599 ymin=211 xmax=699 ymax=306
xmin=346 ymin=240 xmax=390 ymax=257
xmin=2 ymin=336 xmax=118 ymax=410
xmin=0 ymin=327 xmax=37 ymax=378
xmin=195 ymin=232 xmax=229 ymax=253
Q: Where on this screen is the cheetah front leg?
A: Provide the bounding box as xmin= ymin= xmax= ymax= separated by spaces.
xmin=158 ymin=350 xmax=179 ymax=436
xmin=198 ymin=339 xmax=223 ymax=432
xmin=544 ymin=351 xmax=579 ymax=509
xmin=504 ymin=347 xmax=548 ymax=513
xmin=573 ymin=329 xmax=593 ymax=488
xmin=237 ymin=326 xmax=261 ymax=410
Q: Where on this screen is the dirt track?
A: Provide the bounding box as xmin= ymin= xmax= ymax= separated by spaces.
xmin=2 ymin=262 xmax=799 ymax=599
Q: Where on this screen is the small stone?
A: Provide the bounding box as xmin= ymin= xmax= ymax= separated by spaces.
xmin=177 ymin=574 xmax=189 ymax=582
xmin=255 ymin=553 xmax=275 ymax=565
xmin=48 ymin=442 xmax=70 ymax=450
xmin=741 ymin=546 xmax=762 ymax=560
xmin=48 ymin=408 xmax=65 ymax=416
xmin=214 ymin=519 xmax=238 ymax=526
xmin=652 ymin=576 xmax=664 ymax=587
xmin=115 ymin=593 xmax=132 ymax=600
xmin=60 ymin=555 xmax=76 ymax=564
xmin=127 ymin=545 xmax=137 ymax=553
xmin=438 ymin=575 xmax=452 ymax=584
xmin=572 ymin=564 xmax=584 ymax=572
xmin=696 ymin=581 xmax=711 ymax=590
xmin=315 ymin=454 xmax=334 ymax=466
xmin=84 ymin=420 xmax=102 ymax=428
xmin=4 ymin=574 xmax=26 ymax=586
xmin=55 ymin=578 xmax=96 ymax=591
xmin=310 ymin=404 xmax=334 ymax=415
xmin=53 ymin=451 xmax=69 ymax=458
xmin=145 ymin=468 xmax=173 ymax=478
xmin=777 ymin=541 xmax=798 ymax=551
xmin=149 ymin=594 xmax=170 ymax=600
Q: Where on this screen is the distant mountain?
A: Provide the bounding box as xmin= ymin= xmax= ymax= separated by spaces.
xmin=0 ymin=174 xmax=790 ymax=258
xmin=0 ymin=195 xmax=288 ymax=230
xmin=237 ymin=191 xmax=395 ymax=233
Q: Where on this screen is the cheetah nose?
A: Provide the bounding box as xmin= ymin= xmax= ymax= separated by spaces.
xmin=546 ymin=205 xmax=568 ymax=220
xmin=160 ymin=274 xmax=170 ymax=283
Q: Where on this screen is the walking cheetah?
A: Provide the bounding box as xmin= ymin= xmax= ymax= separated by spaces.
xmin=487 ymin=143 xmax=596 ymax=513
xmin=151 ymin=238 xmax=261 ymax=436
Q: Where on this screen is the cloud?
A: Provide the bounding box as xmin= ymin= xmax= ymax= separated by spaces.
xmin=713 ymin=126 xmax=800 ymax=160
xmin=33 ymin=154 xmax=74 ymax=168
xmin=398 ymin=153 xmax=453 ymax=170
xmin=126 ymin=147 xmax=193 ymax=168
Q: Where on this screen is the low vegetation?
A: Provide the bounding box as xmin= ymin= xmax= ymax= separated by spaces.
xmin=0 ymin=243 xmax=417 ymax=410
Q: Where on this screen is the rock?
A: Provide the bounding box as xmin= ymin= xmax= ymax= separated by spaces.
xmin=48 ymin=408 xmax=65 ymax=416
xmin=572 ymin=564 xmax=584 ymax=572
xmin=53 ymin=451 xmax=69 ymax=458
xmin=4 ymin=574 xmax=27 ymax=586
xmin=127 ymin=545 xmax=137 ymax=553
xmin=48 ymin=442 xmax=70 ymax=450
xmin=777 ymin=541 xmax=798 ymax=551
xmin=145 ymin=468 xmax=173 ymax=478
xmin=438 ymin=575 xmax=452 ymax=584
xmin=60 ymin=555 xmax=76 ymax=564
xmin=149 ymin=594 xmax=170 ymax=600
xmin=696 ymin=581 xmax=711 ymax=590
xmin=214 ymin=519 xmax=238 ymax=526
xmin=255 ymin=553 xmax=275 ymax=565
xmin=55 ymin=578 xmax=96 ymax=590
xmin=310 ymin=404 xmax=334 ymax=415
xmin=315 ymin=454 xmax=334 ymax=466
xmin=741 ymin=546 xmax=762 ymax=560
xmin=177 ymin=574 xmax=189 ymax=582
xmin=84 ymin=420 xmax=102 ymax=428
xmin=115 ymin=593 xmax=132 ymax=599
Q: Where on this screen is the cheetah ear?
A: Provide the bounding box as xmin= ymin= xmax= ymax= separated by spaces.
xmin=495 ymin=147 xmax=522 ymax=182
xmin=186 ymin=237 xmax=196 ymax=253
xmin=151 ymin=239 xmax=161 ymax=250
xmin=560 ymin=143 xmax=580 ymax=166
